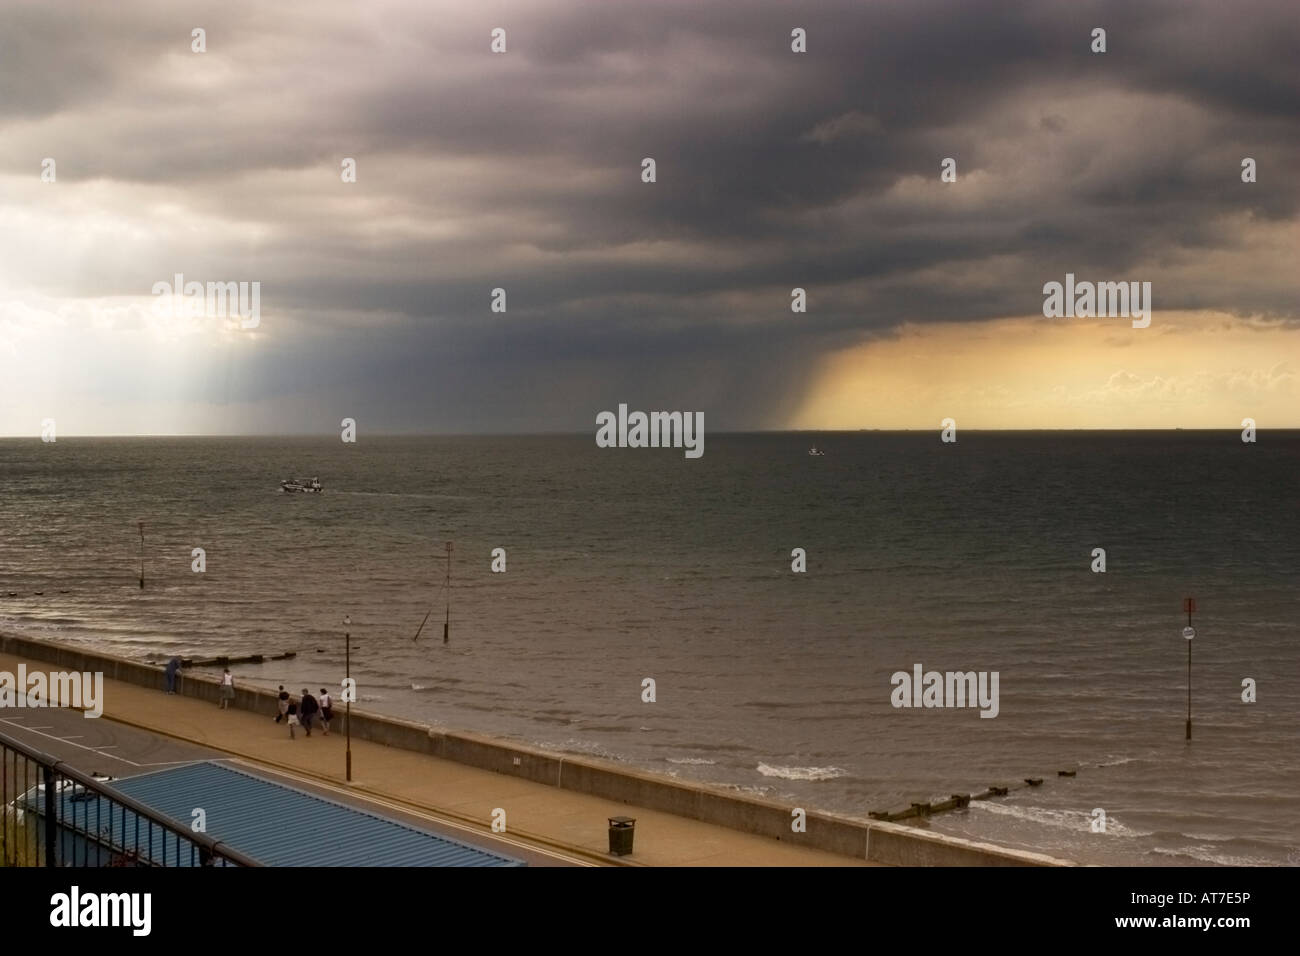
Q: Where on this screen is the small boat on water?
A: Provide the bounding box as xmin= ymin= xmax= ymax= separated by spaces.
xmin=808 ymin=446 xmax=825 ymax=456
xmin=280 ymin=477 xmax=322 ymax=494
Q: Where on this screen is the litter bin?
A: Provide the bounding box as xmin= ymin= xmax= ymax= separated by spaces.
xmin=608 ymin=816 xmax=636 ymax=856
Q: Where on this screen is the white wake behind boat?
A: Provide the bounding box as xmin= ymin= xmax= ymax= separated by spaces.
xmin=280 ymin=477 xmax=322 ymax=494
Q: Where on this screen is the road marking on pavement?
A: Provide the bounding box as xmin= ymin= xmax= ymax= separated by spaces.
xmin=0 ymin=719 xmax=200 ymax=768
xmin=228 ymin=757 xmax=596 ymax=866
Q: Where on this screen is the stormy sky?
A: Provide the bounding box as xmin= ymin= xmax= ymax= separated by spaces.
xmin=1 ymin=0 xmax=1297 ymax=434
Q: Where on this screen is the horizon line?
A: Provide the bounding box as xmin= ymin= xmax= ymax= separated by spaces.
xmin=3 ymin=426 xmax=1295 ymax=439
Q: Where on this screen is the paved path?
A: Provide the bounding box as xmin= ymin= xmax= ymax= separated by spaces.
xmin=0 ymin=652 xmax=868 ymax=866
xmin=0 ymin=700 xmax=580 ymax=866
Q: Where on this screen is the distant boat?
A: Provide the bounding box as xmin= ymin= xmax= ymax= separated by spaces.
xmin=280 ymin=477 xmax=322 ymax=494
xmin=808 ymin=446 xmax=825 ymax=456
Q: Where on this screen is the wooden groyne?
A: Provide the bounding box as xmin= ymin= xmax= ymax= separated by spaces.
xmin=869 ymin=771 xmax=1081 ymax=822
xmin=143 ymin=652 xmax=297 ymax=668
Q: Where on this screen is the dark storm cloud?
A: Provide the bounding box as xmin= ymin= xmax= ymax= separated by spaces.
xmin=1 ymin=0 xmax=1297 ymax=431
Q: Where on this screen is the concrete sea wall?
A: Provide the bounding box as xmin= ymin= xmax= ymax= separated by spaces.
xmin=0 ymin=633 xmax=1070 ymax=866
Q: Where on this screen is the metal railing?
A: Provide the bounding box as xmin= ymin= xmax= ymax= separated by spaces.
xmin=0 ymin=730 xmax=260 ymax=867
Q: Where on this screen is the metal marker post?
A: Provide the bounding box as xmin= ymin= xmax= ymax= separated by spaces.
xmin=138 ymin=521 xmax=145 ymax=589
xmin=1182 ymin=598 xmax=1196 ymax=741
xmin=443 ymin=541 xmax=452 ymax=644
xmin=344 ymin=614 xmax=352 ymax=782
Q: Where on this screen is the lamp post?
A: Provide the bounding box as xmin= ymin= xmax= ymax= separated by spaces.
xmin=137 ymin=521 xmax=145 ymax=589
xmin=344 ymin=614 xmax=352 ymax=781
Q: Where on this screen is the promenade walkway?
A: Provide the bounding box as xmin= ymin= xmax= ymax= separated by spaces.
xmin=0 ymin=650 xmax=868 ymax=867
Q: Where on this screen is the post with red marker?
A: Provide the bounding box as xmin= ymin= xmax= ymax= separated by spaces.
xmin=344 ymin=613 xmax=353 ymax=782
xmin=1182 ymin=597 xmax=1196 ymax=741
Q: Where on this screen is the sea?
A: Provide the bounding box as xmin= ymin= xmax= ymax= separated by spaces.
xmin=1 ymin=432 xmax=1297 ymax=866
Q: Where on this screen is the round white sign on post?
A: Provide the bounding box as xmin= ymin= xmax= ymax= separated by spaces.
xmin=1182 ymin=626 xmax=1196 ymax=640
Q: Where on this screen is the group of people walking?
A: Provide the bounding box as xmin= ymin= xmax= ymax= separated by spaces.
xmin=161 ymin=662 xmax=336 ymax=740
xmin=274 ymin=685 xmax=334 ymax=739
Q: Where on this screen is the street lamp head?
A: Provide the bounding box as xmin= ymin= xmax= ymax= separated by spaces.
xmin=343 ymin=614 xmax=351 ymax=627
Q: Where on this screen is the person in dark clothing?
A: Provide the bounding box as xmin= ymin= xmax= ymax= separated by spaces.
xmin=164 ymin=657 xmax=181 ymax=694
xmin=299 ymin=688 xmax=319 ymax=736
xmin=274 ymin=685 xmax=290 ymax=722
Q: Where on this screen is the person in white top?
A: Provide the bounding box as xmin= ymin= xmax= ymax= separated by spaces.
xmin=219 ymin=668 xmax=235 ymax=710
xmin=318 ymin=688 xmax=333 ymax=735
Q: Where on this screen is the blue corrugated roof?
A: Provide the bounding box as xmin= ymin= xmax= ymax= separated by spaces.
xmin=105 ymin=762 xmax=524 ymax=867
xmin=16 ymin=781 xmax=222 ymax=867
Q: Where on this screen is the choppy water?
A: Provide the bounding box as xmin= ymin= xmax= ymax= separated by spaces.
xmin=1 ymin=433 xmax=1297 ymax=865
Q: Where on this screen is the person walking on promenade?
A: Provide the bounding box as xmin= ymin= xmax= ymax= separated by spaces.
xmin=286 ymin=699 xmax=300 ymax=739
xmin=318 ymin=688 xmax=333 ymax=736
xmin=164 ymin=657 xmax=180 ymax=695
xmin=219 ymin=668 xmax=235 ymax=709
xmin=299 ymin=688 xmax=319 ymax=736
xmin=275 ymin=685 xmax=290 ymax=723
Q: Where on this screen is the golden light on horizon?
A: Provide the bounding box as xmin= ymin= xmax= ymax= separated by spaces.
xmin=789 ymin=311 xmax=1299 ymax=430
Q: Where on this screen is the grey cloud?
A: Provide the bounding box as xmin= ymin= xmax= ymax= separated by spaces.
xmin=1 ymin=0 xmax=1297 ymax=430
